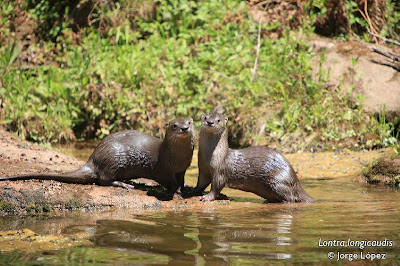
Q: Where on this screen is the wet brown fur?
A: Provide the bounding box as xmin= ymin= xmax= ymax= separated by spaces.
xmin=194 ymin=113 xmax=314 ymax=203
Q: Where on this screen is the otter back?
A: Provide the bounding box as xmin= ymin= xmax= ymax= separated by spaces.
xmin=227 ymin=147 xmax=314 ymax=203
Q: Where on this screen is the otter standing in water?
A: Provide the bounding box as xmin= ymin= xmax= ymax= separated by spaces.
xmin=194 ymin=113 xmax=314 ymax=203
xmin=0 ymin=118 xmax=195 ymax=195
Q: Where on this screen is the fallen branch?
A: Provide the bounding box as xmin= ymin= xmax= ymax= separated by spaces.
xmin=370 ymin=59 xmax=400 ymax=72
xmin=368 ymin=30 xmax=400 ymax=47
xmin=371 ymin=47 xmax=400 ymax=62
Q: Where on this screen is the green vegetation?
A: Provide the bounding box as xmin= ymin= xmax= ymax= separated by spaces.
xmin=312 ymin=0 xmax=399 ymax=41
xmin=0 ymin=200 xmax=16 ymax=213
xmin=362 ymin=154 xmax=400 ymax=187
xmin=26 ymin=202 xmax=53 ymax=214
xmin=0 ymin=0 xmax=399 ymax=151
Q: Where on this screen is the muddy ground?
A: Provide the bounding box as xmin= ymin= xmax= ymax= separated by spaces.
xmin=0 ymin=129 xmax=393 ymax=215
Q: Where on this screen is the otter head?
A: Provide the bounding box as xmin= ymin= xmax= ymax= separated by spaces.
xmin=166 ymin=118 xmax=194 ymax=139
xmin=200 ymin=112 xmax=228 ymax=135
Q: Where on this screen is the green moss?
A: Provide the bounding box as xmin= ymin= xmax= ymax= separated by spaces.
xmin=362 ymin=155 xmax=400 ymax=187
xmin=64 ymin=200 xmax=82 ymax=211
xmin=0 ymin=200 xmax=16 ymax=213
xmin=25 ymin=202 xmax=54 ymax=214
xmin=393 ymin=175 xmax=400 ymax=187
xmin=26 ymin=203 xmax=37 ymax=214
xmin=42 ymin=202 xmax=53 ymax=212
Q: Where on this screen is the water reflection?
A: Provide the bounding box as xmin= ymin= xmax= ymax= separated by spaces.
xmin=1 ymin=147 xmax=400 ymax=264
xmin=57 ymin=208 xmax=299 ymax=264
xmin=1 ymin=190 xmax=400 ymax=264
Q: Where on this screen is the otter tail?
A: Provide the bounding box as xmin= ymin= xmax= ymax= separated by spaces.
xmin=297 ymin=191 xmax=315 ymax=203
xmin=294 ymin=186 xmax=315 ymax=203
xmin=0 ymin=165 xmax=96 ymax=184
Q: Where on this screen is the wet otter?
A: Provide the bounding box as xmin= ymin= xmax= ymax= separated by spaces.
xmin=194 ymin=113 xmax=314 ymax=203
xmin=0 ymin=118 xmax=195 ymax=194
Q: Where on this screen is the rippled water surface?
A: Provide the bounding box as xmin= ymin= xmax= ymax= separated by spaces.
xmin=1 ymin=146 xmax=399 ymax=264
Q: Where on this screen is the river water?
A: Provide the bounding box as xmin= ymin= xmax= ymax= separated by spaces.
xmin=0 ymin=146 xmax=399 ymax=264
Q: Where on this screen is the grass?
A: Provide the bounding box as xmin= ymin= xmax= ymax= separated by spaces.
xmin=0 ymin=0 xmax=398 ymax=151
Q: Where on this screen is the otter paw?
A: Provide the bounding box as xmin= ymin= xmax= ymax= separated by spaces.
xmin=173 ymin=193 xmax=184 ymax=200
xmin=112 ymin=181 xmax=135 ymax=191
xmin=200 ymin=193 xmax=216 ymax=202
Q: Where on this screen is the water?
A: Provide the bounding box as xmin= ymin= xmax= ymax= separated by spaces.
xmin=1 ymin=145 xmax=399 ymax=264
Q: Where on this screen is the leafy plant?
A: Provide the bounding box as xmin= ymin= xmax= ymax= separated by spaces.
xmin=0 ymin=0 xmax=398 ymax=151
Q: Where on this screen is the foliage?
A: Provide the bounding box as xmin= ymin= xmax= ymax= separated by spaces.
xmin=0 ymin=1 xmax=15 ymax=42
xmin=27 ymin=0 xmax=70 ymax=41
xmin=0 ymin=0 xmax=398 ymax=151
xmin=312 ymin=0 xmax=399 ymax=41
xmin=382 ymin=0 xmax=400 ymax=41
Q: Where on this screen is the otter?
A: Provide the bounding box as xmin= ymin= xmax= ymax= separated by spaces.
xmin=193 ymin=113 xmax=314 ymax=203
xmin=0 ymin=118 xmax=195 ymax=194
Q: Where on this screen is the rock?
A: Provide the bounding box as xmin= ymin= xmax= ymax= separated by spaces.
xmin=311 ymin=36 xmax=400 ymax=122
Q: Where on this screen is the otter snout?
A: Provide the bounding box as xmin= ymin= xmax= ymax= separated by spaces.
xmin=180 ymin=126 xmax=190 ymax=132
xmin=201 ymin=113 xmax=227 ymax=133
xmin=167 ymin=118 xmax=194 ymax=137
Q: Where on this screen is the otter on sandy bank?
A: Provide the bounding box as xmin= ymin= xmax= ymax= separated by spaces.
xmin=193 ymin=113 xmax=314 ymax=203
xmin=0 ymin=118 xmax=195 ymax=194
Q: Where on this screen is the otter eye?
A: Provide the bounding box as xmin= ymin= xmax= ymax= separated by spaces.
xmin=173 ymin=124 xmax=178 ymax=129
xmin=217 ymin=119 xmax=220 ymax=123
xmin=188 ymin=121 xmax=191 ymax=125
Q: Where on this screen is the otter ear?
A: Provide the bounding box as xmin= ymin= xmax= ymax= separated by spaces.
xmin=190 ymin=118 xmax=193 ymax=123
xmin=200 ymin=113 xmax=205 ymax=120
xmin=166 ymin=123 xmax=169 ymax=128
xmin=225 ymin=117 xmax=228 ymax=123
